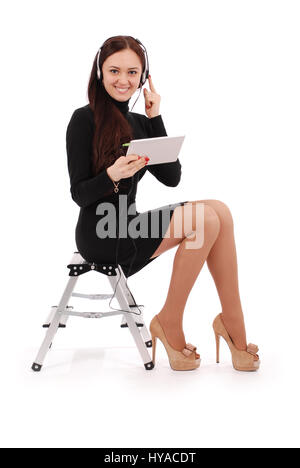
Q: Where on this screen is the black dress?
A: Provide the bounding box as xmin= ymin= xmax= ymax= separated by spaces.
xmin=66 ymin=94 xmax=188 ymax=277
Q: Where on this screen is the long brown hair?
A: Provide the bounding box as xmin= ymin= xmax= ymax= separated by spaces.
xmin=87 ymin=36 xmax=146 ymax=177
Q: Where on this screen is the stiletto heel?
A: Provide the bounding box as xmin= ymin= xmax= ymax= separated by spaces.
xmin=215 ymin=331 xmax=220 ymax=364
xmin=149 ymin=315 xmax=201 ymax=371
xmin=212 ymin=313 xmax=260 ymax=372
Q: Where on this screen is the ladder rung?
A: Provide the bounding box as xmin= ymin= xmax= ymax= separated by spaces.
xmin=71 ymin=293 xmax=113 ymax=300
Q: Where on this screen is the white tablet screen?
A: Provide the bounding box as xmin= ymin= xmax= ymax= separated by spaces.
xmin=126 ymin=135 xmax=185 ymax=165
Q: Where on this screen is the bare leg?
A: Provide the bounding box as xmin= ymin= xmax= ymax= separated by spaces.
xmin=157 ymin=204 xmax=221 ymax=350
xmin=204 ymin=200 xmax=247 ymax=350
xmin=155 ymin=199 xmax=248 ymax=352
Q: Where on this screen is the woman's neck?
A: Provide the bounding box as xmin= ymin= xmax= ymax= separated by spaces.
xmin=104 ymin=87 xmax=130 ymax=115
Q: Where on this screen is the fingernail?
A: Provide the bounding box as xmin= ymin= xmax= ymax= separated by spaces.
xmin=145 ymin=157 xmax=150 ymax=161
xmin=138 ymin=156 xmax=141 ymax=159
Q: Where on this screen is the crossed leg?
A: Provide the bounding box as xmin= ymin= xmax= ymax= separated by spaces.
xmin=149 ymin=200 xmax=247 ymax=351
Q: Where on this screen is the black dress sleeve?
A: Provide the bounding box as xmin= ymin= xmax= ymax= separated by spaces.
xmin=144 ymin=114 xmax=182 ymax=187
xmin=66 ymin=108 xmax=114 ymax=208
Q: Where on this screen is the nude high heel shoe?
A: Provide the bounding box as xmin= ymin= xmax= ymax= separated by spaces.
xmin=150 ymin=315 xmax=201 ymax=371
xmin=213 ymin=313 xmax=260 ymax=372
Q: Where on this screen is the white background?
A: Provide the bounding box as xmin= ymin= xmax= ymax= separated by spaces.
xmin=1 ymin=0 xmax=299 ymax=448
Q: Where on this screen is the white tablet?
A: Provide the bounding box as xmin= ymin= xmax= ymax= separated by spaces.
xmin=125 ymin=135 xmax=185 ymax=166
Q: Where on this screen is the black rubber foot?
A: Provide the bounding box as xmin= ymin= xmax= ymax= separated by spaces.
xmin=145 ymin=340 xmax=152 ymax=348
xmin=43 ymin=323 xmax=66 ymax=328
xmin=32 ymin=363 xmax=42 ymax=372
xmin=120 ymin=323 xmax=143 ymax=328
xmin=144 ymin=361 xmax=154 ymax=370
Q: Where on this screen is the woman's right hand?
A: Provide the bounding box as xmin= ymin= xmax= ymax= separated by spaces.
xmin=106 ymin=154 xmax=150 ymax=182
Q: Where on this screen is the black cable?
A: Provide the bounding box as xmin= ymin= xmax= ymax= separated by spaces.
xmin=108 ymin=171 xmax=141 ymax=316
xmin=107 ymin=86 xmax=144 ymax=315
xmin=95 ymin=48 xmax=145 ymax=316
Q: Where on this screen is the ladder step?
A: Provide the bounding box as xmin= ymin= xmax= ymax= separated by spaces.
xmin=43 ymin=323 xmax=66 ymax=328
xmin=71 ymin=293 xmax=113 ymax=300
xmin=120 ymin=322 xmax=144 ymax=328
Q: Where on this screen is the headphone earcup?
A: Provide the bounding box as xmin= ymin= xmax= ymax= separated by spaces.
xmin=140 ymin=68 xmax=149 ymax=88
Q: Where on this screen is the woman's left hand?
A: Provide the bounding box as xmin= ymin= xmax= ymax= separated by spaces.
xmin=143 ymin=75 xmax=161 ymax=119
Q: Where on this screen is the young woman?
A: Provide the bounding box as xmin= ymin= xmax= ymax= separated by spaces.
xmin=66 ymin=35 xmax=260 ymax=372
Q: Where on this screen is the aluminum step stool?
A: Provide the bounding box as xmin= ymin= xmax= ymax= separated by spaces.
xmin=31 ymin=251 xmax=154 ymax=372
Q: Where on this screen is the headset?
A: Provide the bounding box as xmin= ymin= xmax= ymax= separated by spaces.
xmin=96 ymin=37 xmax=150 ymax=316
xmin=96 ymin=36 xmax=149 ymax=91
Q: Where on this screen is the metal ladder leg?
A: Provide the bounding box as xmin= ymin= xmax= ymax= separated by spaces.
xmin=108 ymin=268 xmax=154 ymax=370
xmin=131 ymin=313 xmax=152 ymax=347
xmin=31 ymin=276 xmax=79 ymax=372
xmin=119 ymin=287 xmax=152 ymax=347
xmin=43 ymin=305 xmax=72 ymax=328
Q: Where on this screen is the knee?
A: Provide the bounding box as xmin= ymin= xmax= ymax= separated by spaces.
xmin=203 ymin=205 xmax=221 ymax=239
xmin=208 ymin=199 xmax=234 ymax=228
xmin=182 ymin=202 xmax=220 ymax=240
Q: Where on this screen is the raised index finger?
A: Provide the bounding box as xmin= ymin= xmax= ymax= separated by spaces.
xmin=148 ymin=75 xmax=156 ymax=93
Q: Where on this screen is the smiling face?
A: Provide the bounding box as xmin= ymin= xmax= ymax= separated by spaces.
xmin=101 ymin=49 xmax=143 ymax=101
